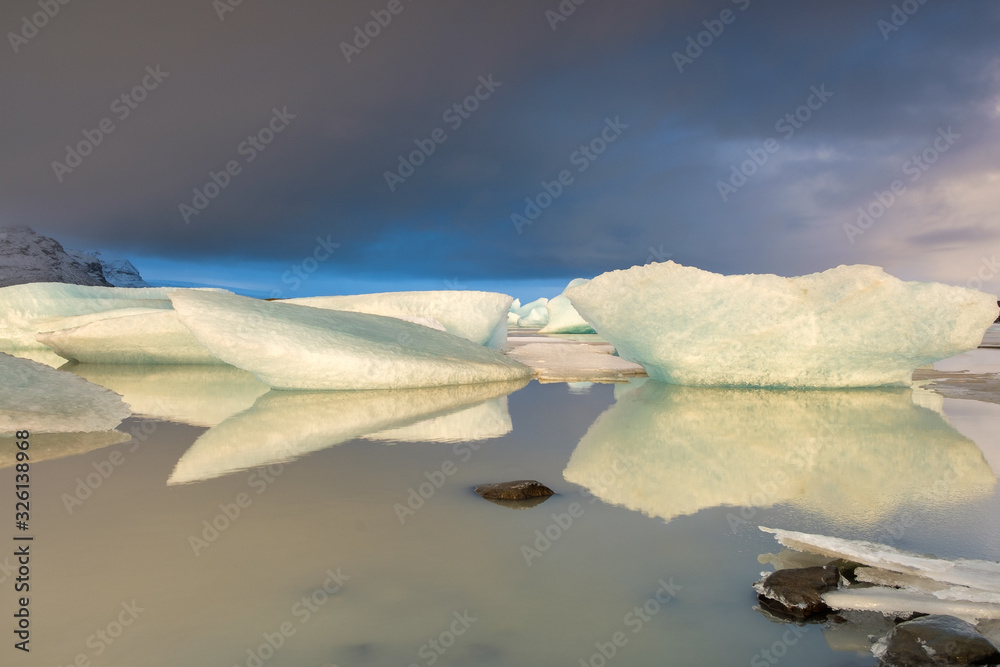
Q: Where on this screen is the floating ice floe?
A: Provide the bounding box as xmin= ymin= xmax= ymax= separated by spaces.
xmin=0 ymin=282 xmax=178 ymax=350
xmin=0 ymin=352 xmax=131 ymax=435
xmin=539 ymin=279 xmax=595 ymax=334
xmin=168 ymin=379 xmax=526 ymax=483
xmin=170 ymin=290 xmax=531 ymax=390
xmin=285 ymin=290 xmax=511 ymax=348
xmin=505 ymin=341 xmax=645 ymax=382
xmin=760 ymin=526 xmax=1000 ymax=621
xmin=563 ymin=381 xmax=995 ymax=525
xmin=67 ymin=365 xmax=269 ymax=427
xmin=761 ymin=527 xmax=1000 ymax=595
xmin=36 ymin=309 xmax=222 ymax=364
xmin=565 ymin=262 xmax=1000 ymax=387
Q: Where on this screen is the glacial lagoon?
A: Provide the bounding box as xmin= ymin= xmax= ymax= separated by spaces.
xmin=4 ymin=349 xmax=1000 ymax=667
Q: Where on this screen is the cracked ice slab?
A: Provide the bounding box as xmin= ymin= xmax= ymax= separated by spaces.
xmin=761 ymin=527 xmax=1000 ymax=595
xmin=0 ymin=352 xmax=131 ymax=434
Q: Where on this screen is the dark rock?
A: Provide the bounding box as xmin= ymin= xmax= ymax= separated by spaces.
xmin=753 ymin=565 xmax=840 ymax=619
xmin=875 ymin=614 xmax=1000 ymax=666
xmin=474 ymin=480 xmax=554 ymax=501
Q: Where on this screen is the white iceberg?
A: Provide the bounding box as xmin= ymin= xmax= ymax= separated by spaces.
xmin=67 ymin=365 xmax=269 ymax=427
xmin=539 ymin=279 xmax=595 ymax=334
xmin=0 ymin=352 xmax=131 ymax=434
xmin=0 ymin=282 xmax=196 ymax=350
xmin=508 ymin=297 xmax=549 ymax=328
xmin=285 ymin=290 xmax=511 ymax=348
xmin=168 ymin=379 xmax=526 ymax=483
xmin=170 ymin=290 xmax=531 ymax=390
xmin=36 ymin=310 xmax=222 ymax=364
xmin=565 ymin=262 xmax=999 ymax=387
xmin=563 ymin=381 xmax=995 ymax=525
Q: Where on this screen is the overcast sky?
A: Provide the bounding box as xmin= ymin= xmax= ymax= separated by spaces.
xmin=1 ymin=0 xmax=998 ymax=299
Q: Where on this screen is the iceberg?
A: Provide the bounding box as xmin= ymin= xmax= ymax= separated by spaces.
xmin=539 ymin=279 xmax=595 ymax=334
xmin=563 ymin=381 xmax=995 ymax=525
xmin=168 ymin=379 xmax=526 ymax=483
xmin=565 ymin=262 xmax=1000 ymax=387
xmin=0 ymin=352 xmax=131 ymax=434
xmin=67 ymin=365 xmax=269 ymax=427
xmin=170 ymin=290 xmax=531 ymax=390
xmin=36 ymin=310 xmax=222 ymax=364
xmin=0 ymin=282 xmax=187 ymax=350
xmin=285 ymin=290 xmax=512 ymax=348
xmin=508 ymin=297 xmax=549 ymax=328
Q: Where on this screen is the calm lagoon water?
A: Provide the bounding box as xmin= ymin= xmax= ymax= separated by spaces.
xmin=5 ymin=349 xmax=1000 ymax=667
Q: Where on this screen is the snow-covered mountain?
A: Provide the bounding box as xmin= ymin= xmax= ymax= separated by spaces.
xmin=0 ymin=226 xmax=147 ymax=288
xmin=67 ymin=249 xmax=148 ymax=288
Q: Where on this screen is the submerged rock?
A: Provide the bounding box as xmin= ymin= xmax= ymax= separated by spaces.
xmin=873 ymin=614 xmax=1000 ymax=666
xmin=754 ymin=566 xmax=841 ymax=619
xmin=474 ymin=480 xmax=555 ymax=501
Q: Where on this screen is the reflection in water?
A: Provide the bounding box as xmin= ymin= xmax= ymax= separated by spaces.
xmin=66 ymin=364 xmax=270 ymax=427
xmin=564 ymin=381 xmax=996 ymax=526
xmin=169 ymin=379 xmax=528 ymax=484
xmin=0 ymin=430 xmax=131 ymax=468
xmin=364 ymin=397 xmax=512 ymax=443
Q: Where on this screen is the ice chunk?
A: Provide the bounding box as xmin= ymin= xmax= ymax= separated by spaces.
xmin=760 ymin=527 xmax=1000 ymax=594
xmin=0 ymin=282 xmax=192 ymax=350
xmin=517 ymin=304 xmax=549 ymax=328
xmin=539 ymin=279 xmax=595 ymax=334
xmin=67 ymin=365 xmax=269 ymax=427
xmin=505 ymin=341 xmax=646 ymax=382
xmin=170 ymin=290 xmax=531 ymax=390
xmin=169 ymin=379 xmax=526 ymax=483
xmin=0 ymin=352 xmax=131 ymax=434
xmin=509 ymin=297 xmax=549 ymax=328
xmin=36 ymin=310 xmax=222 ymax=364
xmin=854 ymin=567 xmax=1000 ymax=605
xmin=511 ymin=297 xmax=547 ymax=317
xmin=365 ymin=396 xmax=512 ymax=443
xmin=285 ymin=290 xmax=512 ymax=348
xmin=563 ymin=382 xmax=994 ymax=524
xmin=565 ymin=262 xmax=1000 ymax=387
xmin=822 ymin=588 xmax=1000 ymax=623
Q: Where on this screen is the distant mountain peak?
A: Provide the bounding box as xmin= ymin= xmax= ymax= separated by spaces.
xmin=0 ymin=226 xmax=147 ymax=288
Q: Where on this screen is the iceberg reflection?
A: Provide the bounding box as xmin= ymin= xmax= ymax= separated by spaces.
xmin=66 ymin=364 xmax=270 ymax=427
xmin=169 ymin=379 xmax=527 ymax=484
xmin=564 ymin=381 xmax=996 ymax=525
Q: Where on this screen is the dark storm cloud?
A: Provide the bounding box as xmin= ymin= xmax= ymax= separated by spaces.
xmin=1 ymin=0 xmax=998 ymax=285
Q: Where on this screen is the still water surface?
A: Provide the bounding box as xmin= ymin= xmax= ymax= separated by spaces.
xmin=5 ymin=351 xmax=1000 ymax=666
